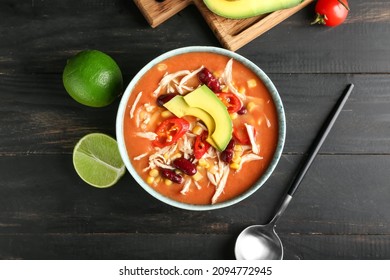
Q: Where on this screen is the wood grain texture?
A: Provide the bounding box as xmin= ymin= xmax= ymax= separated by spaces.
xmin=0 ymin=154 xmax=389 ymax=259
xmin=1 ymin=233 xmax=390 ymax=260
xmin=1 ymin=154 xmax=389 ymax=234
xmin=134 ymin=0 xmax=314 ymax=50
xmin=1 ymin=0 xmax=390 ymax=260
xmin=194 ymin=0 xmax=315 ymax=50
xmin=134 ymin=0 xmax=192 ymax=28
xmin=0 ymin=1 xmax=389 ymax=74
xmin=1 ymin=73 xmax=389 ymax=155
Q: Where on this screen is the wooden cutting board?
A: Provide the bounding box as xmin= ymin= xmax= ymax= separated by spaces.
xmin=134 ymin=0 xmax=314 ymax=51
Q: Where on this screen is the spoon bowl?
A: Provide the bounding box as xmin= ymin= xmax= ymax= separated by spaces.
xmin=235 ymin=223 xmax=283 ymax=260
xmin=234 ymin=84 xmax=354 ymax=260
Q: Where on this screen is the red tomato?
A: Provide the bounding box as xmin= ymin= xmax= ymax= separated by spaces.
xmin=193 ymin=130 xmax=211 ymax=159
xmin=216 ymin=93 xmax=242 ymax=114
xmin=152 ymin=117 xmax=190 ymax=148
xmin=233 ymin=124 xmax=251 ymax=145
xmin=312 ymin=0 xmax=350 ymax=27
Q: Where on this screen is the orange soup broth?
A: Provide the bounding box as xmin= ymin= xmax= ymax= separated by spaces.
xmin=124 ymin=52 xmax=279 ymax=205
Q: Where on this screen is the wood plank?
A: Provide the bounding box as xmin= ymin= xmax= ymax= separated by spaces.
xmin=271 ymin=74 xmax=390 ymax=154
xmin=1 ymin=0 xmax=389 ymax=261
xmin=0 ymin=233 xmax=234 ymax=260
xmin=0 ymin=0 xmax=389 ymax=74
xmin=0 ymin=73 xmax=118 ymax=155
xmin=1 ymin=232 xmax=389 ymax=259
xmin=1 ymin=73 xmax=389 ymax=155
xmin=194 ymin=0 xmax=314 ymax=51
xmin=134 ymin=0 xmax=314 ymax=51
xmin=133 ymin=0 xmax=192 ymax=28
xmin=277 ymin=155 xmax=390 ymax=235
xmin=0 ymin=153 xmax=282 ymax=235
xmin=282 ymin=234 xmax=390 ymax=260
xmin=1 ymin=154 xmax=389 ymax=236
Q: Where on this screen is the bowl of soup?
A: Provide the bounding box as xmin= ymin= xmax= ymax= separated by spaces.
xmin=116 ymin=46 xmax=285 ymax=210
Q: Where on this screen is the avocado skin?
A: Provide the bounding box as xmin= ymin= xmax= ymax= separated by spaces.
xmin=203 ymin=0 xmax=304 ymax=19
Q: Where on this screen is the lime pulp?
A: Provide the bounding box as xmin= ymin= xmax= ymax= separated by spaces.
xmin=73 ymin=133 xmax=125 ymax=188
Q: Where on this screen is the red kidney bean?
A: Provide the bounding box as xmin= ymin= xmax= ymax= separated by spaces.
xmin=237 ymin=106 xmax=247 ymax=115
xmin=221 ymin=139 xmax=235 ymax=163
xmin=225 ymin=139 xmax=235 ymax=151
xmin=157 ymin=93 xmax=176 ymax=107
xmin=173 ymin=157 xmax=197 ymax=176
xmin=221 ymin=149 xmax=234 ymax=163
xmin=160 ymin=169 xmax=183 ymax=184
xmin=198 ymin=68 xmax=221 ymax=92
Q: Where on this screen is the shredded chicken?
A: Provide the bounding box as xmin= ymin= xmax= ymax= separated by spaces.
xmin=221 ymin=59 xmax=246 ymax=101
xmin=178 ymin=134 xmax=194 ymax=159
xmin=264 ymin=113 xmax=272 ymax=128
xmin=144 ymin=145 xmax=178 ymax=172
xmin=134 ymin=103 xmax=159 ymax=130
xmin=180 ymin=179 xmax=192 ymax=195
xmin=153 ymin=70 xmax=190 ymax=96
xmin=194 ymin=180 xmax=202 ymax=190
xmin=152 ymin=156 xmax=175 ymax=170
xmin=207 ymin=171 xmax=217 ymax=186
xmin=144 ymin=103 xmax=155 ymax=112
xmin=133 ymin=152 xmax=149 ymax=161
xmin=245 ymin=123 xmax=259 ymax=154
xmin=135 ymin=132 xmax=157 ymax=141
xmin=153 ymin=66 xmax=205 ymax=96
xmin=135 ymin=106 xmax=142 ymax=128
xmin=130 ymin=91 xmax=142 ymax=119
xmin=237 ymin=153 xmax=263 ymax=172
xmin=211 ymin=164 xmax=230 ymax=204
xmin=178 ymin=66 xmax=204 ymax=93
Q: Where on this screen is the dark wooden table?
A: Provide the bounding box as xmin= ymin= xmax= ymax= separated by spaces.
xmin=1 ymin=0 xmax=389 ymax=260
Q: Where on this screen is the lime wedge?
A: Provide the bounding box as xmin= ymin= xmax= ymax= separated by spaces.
xmin=73 ymin=133 xmax=125 ymax=188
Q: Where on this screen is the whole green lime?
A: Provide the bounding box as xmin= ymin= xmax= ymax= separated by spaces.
xmin=63 ymin=50 xmax=123 ymax=107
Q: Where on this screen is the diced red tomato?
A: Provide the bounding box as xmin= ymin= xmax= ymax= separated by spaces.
xmin=216 ymin=93 xmax=242 ymax=114
xmin=233 ymin=124 xmax=251 ymax=145
xmin=193 ymin=130 xmax=211 ymax=159
xmin=152 ymin=117 xmax=190 ymax=148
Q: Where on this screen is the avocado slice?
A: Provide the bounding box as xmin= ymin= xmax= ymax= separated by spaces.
xmin=203 ymin=0 xmax=303 ymax=19
xmin=163 ymin=95 xmax=217 ymax=147
xmin=183 ymin=85 xmax=232 ymax=151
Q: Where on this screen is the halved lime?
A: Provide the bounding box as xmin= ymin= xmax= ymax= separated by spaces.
xmin=73 ymin=133 xmax=125 ymax=188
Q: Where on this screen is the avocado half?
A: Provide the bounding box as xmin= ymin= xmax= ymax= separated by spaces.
xmin=203 ymin=0 xmax=304 ymax=19
xmin=163 ymin=94 xmax=217 ymax=147
xmin=183 ymin=85 xmax=232 ymax=151
xmin=164 ymin=85 xmax=232 ymax=151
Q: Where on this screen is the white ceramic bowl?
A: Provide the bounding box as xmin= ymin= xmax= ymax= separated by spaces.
xmin=116 ymin=46 xmax=286 ymax=211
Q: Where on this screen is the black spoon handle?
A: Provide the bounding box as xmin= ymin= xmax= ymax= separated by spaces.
xmin=287 ymin=83 xmax=354 ymax=196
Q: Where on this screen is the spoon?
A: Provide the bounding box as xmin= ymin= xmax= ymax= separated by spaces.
xmin=235 ymin=84 xmax=355 ymax=260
